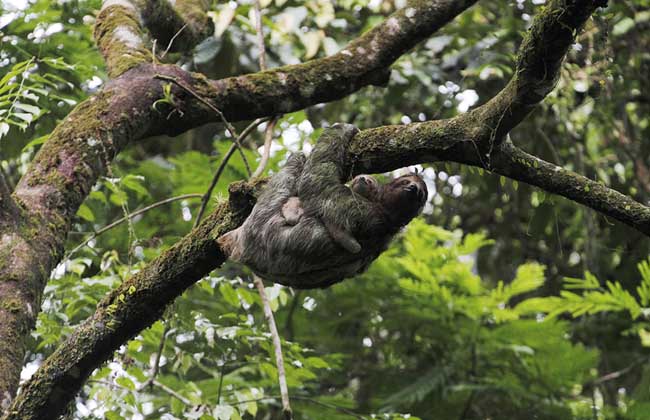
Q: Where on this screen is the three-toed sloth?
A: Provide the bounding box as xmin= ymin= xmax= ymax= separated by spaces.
xmin=218 ymin=123 xmax=427 ymax=289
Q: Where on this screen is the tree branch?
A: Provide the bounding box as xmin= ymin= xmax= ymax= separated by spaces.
xmin=68 ymin=193 xmax=203 ymax=258
xmin=146 ymin=0 xmax=484 ymax=131
xmin=254 ymin=276 xmax=292 ymax=419
xmin=469 ymin=0 xmax=606 ymax=149
xmin=4 ymin=182 xmax=258 ymax=420
xmin=490 ymin=142 xmax=650 ymax=236
xmin=141 ymin=0 xmax=212 ymax=53
xmin=94 ymin=0 xmax=152 ymax=77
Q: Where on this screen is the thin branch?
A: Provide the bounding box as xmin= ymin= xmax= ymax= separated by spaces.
xmin=248 ymin=10 xmax=293 ymax=419
xmin=161 ymin=24 xmax=188 ymax=58
xmin=251 ymin=114 xmax=278 ymax=179
xmin=154 ymin=74 xmax=252 ymax=177
xmin=217 ymin=361 xmax=226 ymax=404
xmin=68 ymin=193 xmax=202 ymax=258
xmin=87 ymin=379 xmax=136 ymax=395
xmin=535 ymin=127 xmax=561 ymax=165
xmin=254 ymin=276 xmax=292 ymax=420
xmin=586 ymin=358 xmax=649 ymax=387
xmin=137 ymin=320 xmax=171 ymax=391
xmin=194 ymin=118 xmax=268 ymax=227
xmin=152 ymin=379 xmax=192 ymax=405
xmin=250 ymin=0 xmax=280 ymax=179
xmin=90 ymin=377 xmax=191 ymax=406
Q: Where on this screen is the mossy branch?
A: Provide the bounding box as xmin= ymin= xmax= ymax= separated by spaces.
xmin=141 ymin=0 xmax=213 ymax=54
xmin=94 ymin=0 xmax=152 ymax=77
xmin=3 ymin=183 xmax=258 ymax=420
xmin=472 ymin=0 xmax=606 ymax=146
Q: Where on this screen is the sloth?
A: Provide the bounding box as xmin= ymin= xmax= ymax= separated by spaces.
xmin=280 ymin=174 xmax=382 ymax=253
xmin=218 ymin=123 xmax=427 ymax=289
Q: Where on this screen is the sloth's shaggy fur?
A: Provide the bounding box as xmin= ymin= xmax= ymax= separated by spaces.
xmin=218 ymin=123 xmax=427 ymax=288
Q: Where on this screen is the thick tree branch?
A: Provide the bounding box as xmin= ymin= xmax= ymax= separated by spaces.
xmin=347 ymin=122 xmax=650 ymax=235
xmin=470 ymin=0 xmax=607 ymax=149
xmin=3 ymin=183 xmax=257 ymax=420
xmin=152 ymin=0 xmax=480 ymax=135
xmin=490 ymin=142 xmax=650 ymax=235
xmin=94 ymin=0 xmax=153 ymax=77
xmin=141 ymin=0 xmax=212 ymax=53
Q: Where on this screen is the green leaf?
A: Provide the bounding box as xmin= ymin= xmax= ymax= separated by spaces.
xmin=77 ymin=203 xmax=95 ymax=222
xmin=21 ymin=134 xmax=48 ymax=151
xmin=219 ymin=283 xmax=240 ymax=307
xmin=115 ymin=376 xmax=135 ymax=390
xmin=507 ymin=263 xmax=545 ymax=297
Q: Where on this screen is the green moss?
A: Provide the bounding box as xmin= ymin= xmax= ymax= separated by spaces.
xmin=0 ymin=299 xmax=23 ymax=313
xmin=94 ymin=5 xmax=151 ymax=78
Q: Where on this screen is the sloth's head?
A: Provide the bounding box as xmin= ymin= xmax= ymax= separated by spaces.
xmin=350 ymin=175 xmax=381 ymax=201
xmin=381 ymin=174 xmax=428 ymax=226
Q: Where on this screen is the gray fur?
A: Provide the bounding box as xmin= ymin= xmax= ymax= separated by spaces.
xmin=218 ymin=123 xmax=427 ymax=288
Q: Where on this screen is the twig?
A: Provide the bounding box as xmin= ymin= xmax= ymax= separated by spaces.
xmin=90 ymin=377 xmax=191 ymax=406
xmin=251 ymin=118 xmax=277 ymax=179
xmin=586 ymin=357 xmax=648 ymax=387
xmin=137 ymin=320 xmax=171 ymax=391
xmin=193 ymin=117 xmax=268 ymax=227
xmin=254 ymin=275 xmax=292 ymax=419
xmin=535 ymin=127 xmax=561 ymax=165
xmin=153 ymin=379 xmax=192 ymax=405
xmin=161 ymin=23 xmax=188 ymax=58
xmin=250 ymin=0 xmax=281 ymax=180
xmin=87 ymin=379 xmax=135 ymax=394
xmin=153 ymin=74 xmax=252 ymax=176
xmin=217 ymin=360 xmax=226 ymax=404
xmin=67 ymin=193 xmax=202 ymax=258
xmin=590 ymin=389 xmax=598 ymax=420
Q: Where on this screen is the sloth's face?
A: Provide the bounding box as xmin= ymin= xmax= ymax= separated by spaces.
xmin=382 ymin=175 xmax=428 ymax=224
xmin=350 ymin=175 xmax=380 ymax=201
xmin=390 ymin=175 xmax=427 ymax=205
